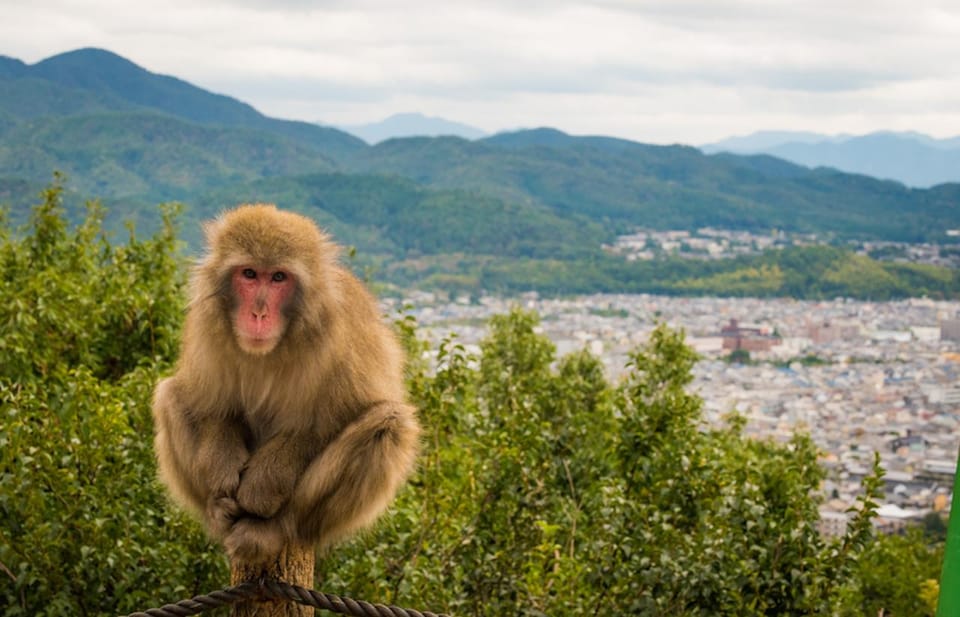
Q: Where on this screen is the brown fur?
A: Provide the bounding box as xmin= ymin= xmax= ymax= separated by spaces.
xmin=152 ymin=204 xmax=420 ymax=563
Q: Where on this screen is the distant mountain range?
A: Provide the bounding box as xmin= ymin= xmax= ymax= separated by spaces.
xmin=1 ymin=48 xmax=959 ymax=298
xmin=337 ymin=112 xmax=487 ymax=144
xmin=701 ymin=131 xmax=960 ymax=188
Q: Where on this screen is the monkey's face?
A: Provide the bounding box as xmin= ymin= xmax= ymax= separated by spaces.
xmin=230 ymin=265 xmax=297 ymax=355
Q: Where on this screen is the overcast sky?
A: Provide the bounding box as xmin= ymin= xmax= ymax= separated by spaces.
xmin=3 ymin=0 xmax=959 ymax=145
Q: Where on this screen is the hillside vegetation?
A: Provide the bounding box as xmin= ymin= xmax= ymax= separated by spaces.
xmin=0 ymin=190 xmax=944 ymax=616
xmin=1 ymin=48 xmax=959 ymax=299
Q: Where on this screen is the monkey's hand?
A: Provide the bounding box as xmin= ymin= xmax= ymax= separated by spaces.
xmin=192 ymin=428 xmax=248 ymax=538
xmin=204 ymin=464 xmax=246 ymax=538
xmin=206 ymin=495 xmax=242 ymax=538
xmin=236 ymin=434 xmax=314 ymax=519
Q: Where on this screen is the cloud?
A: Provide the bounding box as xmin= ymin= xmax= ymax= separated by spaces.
xmin=1 ymin=0 xmax=958 ymax=143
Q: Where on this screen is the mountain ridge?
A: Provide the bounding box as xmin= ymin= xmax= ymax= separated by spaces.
xmin=339 ymin=112 xmax=487 ymax=143
xmin=2 ymin=47 xmax=367 ymax=160
xmin=1 ymin=47 xmax=959 ymax=301
xmin=702 ymin=130 xmax=960 ymax=187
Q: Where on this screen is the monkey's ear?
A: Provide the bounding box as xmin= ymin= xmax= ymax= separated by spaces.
xmin=202 ymin=218 xmax=223 ymax=246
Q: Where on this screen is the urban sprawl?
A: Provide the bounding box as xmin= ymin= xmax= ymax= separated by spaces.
xmin=389 ymin=291 xmax=960 ymax=538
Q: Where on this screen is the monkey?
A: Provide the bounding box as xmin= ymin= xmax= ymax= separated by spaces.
xmin=152 ymin=204 xmax=421 ymax=564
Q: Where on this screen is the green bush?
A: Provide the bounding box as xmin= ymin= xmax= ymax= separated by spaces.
xmin=321 ymin=312 xmax=901 ymax=616
xmin=0 ymin=180 xmax=944 ymax=615
xmin=0 ymin=178 xmax=225 ymax=616
xmin=0 ymin=368 xmax=225 ymax=616
xmin=839 ymin=527 xmax=943 ymax=617
xmin=0 ymin=175 xmax=183 ymax=382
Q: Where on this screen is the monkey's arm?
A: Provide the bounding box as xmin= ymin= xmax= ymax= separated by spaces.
xmin=153 ymin=378 xmax=250 ymax=537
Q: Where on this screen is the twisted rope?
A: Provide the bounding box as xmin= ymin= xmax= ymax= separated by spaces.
xmin=124 ymin=580 xmax=448 ymax=617
xmin=125 ymin=582 xmax=258 ymax=616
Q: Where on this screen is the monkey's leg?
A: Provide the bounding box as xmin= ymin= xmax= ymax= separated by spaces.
xmin=287 ymin=401 xmax=420 ymax=550
xmin=235 ymin=432 xmax=317 ymax=519
xmin=226 ymin=434 xmax=319 ymax=563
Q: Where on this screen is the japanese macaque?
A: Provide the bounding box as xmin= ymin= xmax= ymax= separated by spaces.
xmin=152 ymin=204 xmax=420 ymax=564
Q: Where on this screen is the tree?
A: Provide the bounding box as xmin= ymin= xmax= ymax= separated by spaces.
xmin=565 ymin=324 xmax=885 ymax=615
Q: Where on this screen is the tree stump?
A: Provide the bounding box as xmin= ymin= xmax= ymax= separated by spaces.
xmin=230 ymin=545 xmax=315 ymax=617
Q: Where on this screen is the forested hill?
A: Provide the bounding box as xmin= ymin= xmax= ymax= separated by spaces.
xmin=0 ymin=48 xmax=365 ymax=157
xmin=352 ymin=130 xmax=959 ymax=242
xmin=1 ymin=48 xmax=959 ymax=298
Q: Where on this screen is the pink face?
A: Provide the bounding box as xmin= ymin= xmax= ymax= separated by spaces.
xmin=231 ymin=266 xmax=297 ymax=355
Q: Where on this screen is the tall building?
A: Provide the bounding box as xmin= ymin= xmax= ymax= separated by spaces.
xmin=720 ymin=319 xmax=781 ymax=352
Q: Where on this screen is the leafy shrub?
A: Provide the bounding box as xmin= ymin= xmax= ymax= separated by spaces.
xmin=0 ymin=175 xmax=183 ymax=382
xmin=0 ymin=179 xmax=941 ymax=616
xmin=322 ymin=312 xmax=894 ymax=616
xmin=0 ymin=178 xmax=225 ymax=616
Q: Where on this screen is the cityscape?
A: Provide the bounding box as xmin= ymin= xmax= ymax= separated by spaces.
xmin=390 ymin=291 xmax=960 ymax=537
xmin=607 ymin=227 xmax=960 ymax=268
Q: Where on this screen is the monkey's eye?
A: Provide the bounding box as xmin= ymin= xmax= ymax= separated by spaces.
xmin=242 ymin=268 xmax=257 ymax=279
xmin=272 ymin=271 xmax=287 ymax=282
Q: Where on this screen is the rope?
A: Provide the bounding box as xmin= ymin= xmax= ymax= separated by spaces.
xmin=123 ymin=580 xmax=449 ymax=617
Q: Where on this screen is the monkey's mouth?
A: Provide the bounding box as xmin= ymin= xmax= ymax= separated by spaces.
xmin=238 ymin=334 xmax=279 ymax=355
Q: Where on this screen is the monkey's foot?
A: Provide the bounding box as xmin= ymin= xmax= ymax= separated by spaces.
xmin=224 ymin=518 xmax=286 ymax=564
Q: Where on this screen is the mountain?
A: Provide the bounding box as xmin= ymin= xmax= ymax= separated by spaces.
xmin=702 ymin=131 xmax=848 ymax=152
xmin=0 ymin=112 xmax=336 ymax=203
xmin=702 ymin=131 xmax=960 ymax=188
xmin=2 ymin=48 xmax=959 ymax=298
xmin=0 ymin=55 xmax=28 ymax=78
xmin=345 ymin=128 xmax=958 ymax=243
xmin=339 ymin=112 xmax=487 ymax=144
xmin=484 ymin=126 xmax=644 ymax=151
xmin=0 ymin=48 xmax=366 ymax=159
xmin=1 ymin=49 xmax=956 ymax=242
xmin=198 ymin=172 xmax=604 ymax=261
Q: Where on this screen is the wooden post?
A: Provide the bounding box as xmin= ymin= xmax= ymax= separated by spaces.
xmin=230 ymin=545 xmax=315 ymax=617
